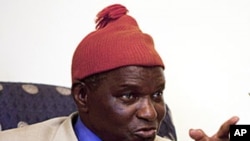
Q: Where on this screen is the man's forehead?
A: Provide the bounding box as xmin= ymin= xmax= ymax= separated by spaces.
xmin=104 ymin=66 xmax=165 ymax=83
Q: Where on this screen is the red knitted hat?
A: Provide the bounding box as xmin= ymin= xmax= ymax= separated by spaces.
xmin=72 ymin=4 xmax=164 ymax=81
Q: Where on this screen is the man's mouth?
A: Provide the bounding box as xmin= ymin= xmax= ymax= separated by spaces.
xmin=134 ymin=128 xmax=157 ymax=139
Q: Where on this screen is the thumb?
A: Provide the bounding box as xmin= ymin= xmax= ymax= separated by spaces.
xmin=189 ymin=129 xmax=207 ymax=141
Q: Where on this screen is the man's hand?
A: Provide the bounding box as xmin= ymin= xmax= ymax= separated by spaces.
xmin=189 ymin=116 xmax=239 ymax=141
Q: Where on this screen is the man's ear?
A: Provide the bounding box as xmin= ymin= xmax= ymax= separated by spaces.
xmin=72 ymin=82 xmax=89 ymax=112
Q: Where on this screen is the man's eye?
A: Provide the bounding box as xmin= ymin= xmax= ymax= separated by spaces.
xmin=152 ymin=91 xmax=163 ymax=99
xmin=119 ymin=93 xmax=139 ymax=103
xmin=121 ymin=93 xmax=135 ymax=100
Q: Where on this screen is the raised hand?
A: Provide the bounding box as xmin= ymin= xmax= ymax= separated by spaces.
xmin=189 ymin=116 xmax=239 ymax=141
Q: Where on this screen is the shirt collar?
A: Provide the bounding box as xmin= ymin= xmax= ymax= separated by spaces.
xmin=74 ymin=116 xmax=102 ymax=141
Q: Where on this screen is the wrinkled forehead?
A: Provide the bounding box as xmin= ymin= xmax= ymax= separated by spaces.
xmin=104 ymin=66 xmax=165 ymax=84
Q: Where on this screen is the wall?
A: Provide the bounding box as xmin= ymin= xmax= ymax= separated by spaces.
xmin=1 ymin=0 xmax=250 ymax=140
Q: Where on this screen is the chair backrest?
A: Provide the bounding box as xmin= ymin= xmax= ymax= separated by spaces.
xmin=0 ymin=81 xmax=177 ymax=140
xmin=0 ymin=81 xmax=77 ymax=130
xmin=158 ymin=104 xmax=177 ymax=141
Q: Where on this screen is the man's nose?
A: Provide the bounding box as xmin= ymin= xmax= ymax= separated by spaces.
xmin=136 ymin=97 xmax=157 ymax=121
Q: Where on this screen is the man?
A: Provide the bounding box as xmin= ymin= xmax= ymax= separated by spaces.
xmin=0 ymin=4 xmax=239 ymax=141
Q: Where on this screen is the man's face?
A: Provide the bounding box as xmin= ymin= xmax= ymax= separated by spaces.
xmin=82 ymin=66 xmax=166 ymax=141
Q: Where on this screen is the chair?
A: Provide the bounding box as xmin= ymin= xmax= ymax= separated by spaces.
xmin=0 ymin=81 xmax=77 ymax=130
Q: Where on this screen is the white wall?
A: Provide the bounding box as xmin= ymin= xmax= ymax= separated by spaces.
xmin=1 ymin=0 xmax=250 ymax=140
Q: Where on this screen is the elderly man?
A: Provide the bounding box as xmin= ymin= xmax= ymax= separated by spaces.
xmin=0 ymin=4 xmax=238 ymax=141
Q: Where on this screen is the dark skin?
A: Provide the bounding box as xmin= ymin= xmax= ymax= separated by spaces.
xmin=73 ymin=66 xmax=166 ymax=141
xmin=72 ymin=65 xmax=239 ymax=141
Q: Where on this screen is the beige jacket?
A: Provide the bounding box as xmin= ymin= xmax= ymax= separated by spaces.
xmin=0 ymin=113 xmax=171 ymax=141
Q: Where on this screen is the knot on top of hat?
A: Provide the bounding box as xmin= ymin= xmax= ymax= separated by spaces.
xmin=95 ymin=4 xmax=128 ymax=29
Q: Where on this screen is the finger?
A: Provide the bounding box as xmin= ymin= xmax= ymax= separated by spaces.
xmin=189 ymin=129 xmax=208 ymax=141
xmin=216 ymin=116 xmax=239 ymax=138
